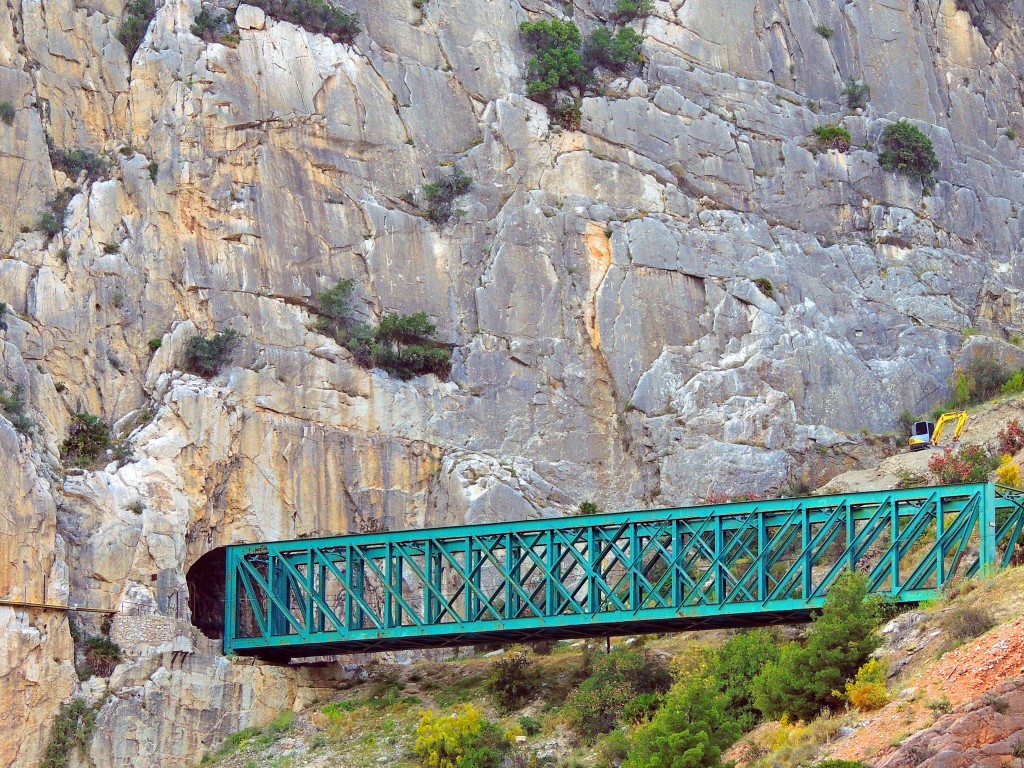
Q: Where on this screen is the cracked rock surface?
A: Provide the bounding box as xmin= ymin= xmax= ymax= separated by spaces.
xmin=3 ymin=0 xmax=1024 ymax=764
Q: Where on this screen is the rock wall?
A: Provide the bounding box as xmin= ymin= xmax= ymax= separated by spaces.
xmin=3 ymin=0 xmax=1024 ymax=764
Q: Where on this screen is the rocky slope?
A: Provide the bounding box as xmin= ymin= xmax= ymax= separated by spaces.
xmin=3 ymin=0 xmax=1024 ymax=764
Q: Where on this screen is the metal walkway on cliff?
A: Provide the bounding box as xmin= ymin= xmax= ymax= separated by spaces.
xmin=223 ymin=482 xmax=1024 ymax=659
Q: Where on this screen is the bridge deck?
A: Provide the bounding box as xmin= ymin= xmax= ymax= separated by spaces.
xmin=223 ymin=482 xmax=1024 ymax=659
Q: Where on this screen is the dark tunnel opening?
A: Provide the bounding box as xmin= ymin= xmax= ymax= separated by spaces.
xmin=186 ymin=547 xmax=226 ymax=639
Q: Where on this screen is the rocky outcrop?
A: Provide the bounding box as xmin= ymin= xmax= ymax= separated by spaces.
xmin=4 ymin=0 xmax=1024 ymax=764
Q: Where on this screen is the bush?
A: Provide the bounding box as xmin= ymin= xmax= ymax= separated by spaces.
xmin=47 ymin=136 xmax=108 ymax=183
xmin=878 ymin=120 xmax=940 ymax=183
xmin=842 ymin=79 xmax=870 ymax=110
xmin=812 ymin=762 xmax=872 ymax=768
xmin=815 ymin=24 xmax=833 ymax=38
xmin=550 ymin=98 xmax=582 ymax=130
xmin=0 ymin=101 xmax=14 ymax=125
xmin=182 ymin=328 xmax=241 ymax=377
xmin=489 ymin=651 xmax=536 ymax=710
xmin=0 ymin=383 xmax=33 ymax=435
xmin=0 ymin=302 xmax=6 ymax=331
xmin=999 ymin=419 xmax=1024 ymax=456
xmin=347 ymin=312 xmax=451 ymax=380
xmin=1003 ymin=368 xmax=1024 ymax=396
xmin=248 ymin=0 xmax=360 ymax=43
xmin=845 ymin=659 xmax=889 ymax=710
xmin=518 ymin=715 xmax=541 ymax=736
xmin=927 ymin=444 xmax=999 ymax=484
xmin=83 ymin=636 xmax=123 ymax=676
xmin=414 ymin=705 xmax=509 ymax=768
xmin=41 ymin=699 xmax=97 ymax=768
xmin=61 ymin=413 xmax=111 ymax=467
xmin=813 ymin=123 xmax=851 ymax=151
xmin=615 ymin=0 xmax=652 ymax=20
xmin=147 ymin=337 xmax=162 ymax=351
xmin=577 ymin=501 xmax=603 ymax=516
xmin=941 ymin=605 xmax=995 ymax=642
xmin=753 ymin=571 xmax=881 ymax=721
xmin=117 ymin=0 xmax=156 ymax=58
xmin=318 ymin=277 xmax=356 ymax=322
xmin=565 ymin=647 xmax=672 ymax=734
xmin=520 ymin=19 xmax=588 ymax=101
xmin=996 ymin=455 xmax=1020 ymax=487
xmin=715 ymin=628 xmax=780 ymax=732
xmin=623 ymin=691 xmax=663 ymax=724
xmin=36 ymin=188 xmax=78 ymax=238
xmin=423 ymin=167 xmax=473 ymax=224
xmin=583 ymin=26 xmax=644 ymax=72
xmin=948 ymin=354 xmax=1011 ymax=407
xmin=623 ymin=655 xmax=741 ymax=768
xmin=191 ymin=5 xmax=226 ymax=39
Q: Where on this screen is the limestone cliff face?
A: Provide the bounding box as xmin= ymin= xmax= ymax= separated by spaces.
xmin=2 ymin=0 xmax=1024 ymax=764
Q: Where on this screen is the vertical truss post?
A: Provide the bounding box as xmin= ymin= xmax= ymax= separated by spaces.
xmin=714 ymin=516 xmax=725 ymax=604
xmin=757 ymin=513 xmax=767 ymax=602
xmin=587 ymin=527 xmax=599 ymax=613
xmin=890 ymin=499 xmax=900 ymax=594
xmin=672 ymin=519 xmax=682 ymax=606
xmin=846 ymin=503 xmax=856 ymax=572
xmin=223 ymin=547 xmax=238 ymax=654
xmin=981 ymin=483 xmax=997 ymax=574
xmin=506 ymin=533 xmax=519 ymax=619
xmin=801 ymin=509 xmax=811 ymax=599
xmin=630 ymin=523 xmax=641 ymax=609
xmin=423 ymin=541 xmax=434 ymax=624
xmin=935 ymin=496 xmax=945 ymax=588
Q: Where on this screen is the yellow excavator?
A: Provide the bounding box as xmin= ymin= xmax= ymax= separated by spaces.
xmin=908 ymin=411 xmax=968 ymax=451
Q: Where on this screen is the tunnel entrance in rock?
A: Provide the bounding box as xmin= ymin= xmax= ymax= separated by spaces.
xmin=186 ymin=548 xmax=226 ymax=639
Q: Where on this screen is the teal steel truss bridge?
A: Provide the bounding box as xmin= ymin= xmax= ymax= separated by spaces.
xmin=223 ymin=482 xmax=1024 ymax=659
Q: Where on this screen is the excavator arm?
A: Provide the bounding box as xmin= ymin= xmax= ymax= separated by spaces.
xmin=931 ymin=411 xmax=968 ymax=446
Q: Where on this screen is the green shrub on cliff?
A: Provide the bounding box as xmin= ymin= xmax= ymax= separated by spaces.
xmin=183 ymin=329 xmax=242 ymax=378
xmin=878 ymin=120 xmax=940 ymax=183
xmin=118 ymin=0 xmax=156 ymax=58
xmin=248 ymin=0 xmax=360 ymax=42
xmin=753 ymin=571 xmax=881 ymax=720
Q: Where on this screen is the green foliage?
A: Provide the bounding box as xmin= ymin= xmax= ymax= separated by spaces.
xmin=191 ymin=5 xmax=226 ymax=39
xmin=623 ymin=654 xmax=741 ymax=768
xmin=566 ymin=647 xmax=672 ymax=735
xmin=183 ymin=328 xmax=242 ymax=377
xmin=845 ymin=659 xmax=889 ymax=710
xmin=0 ymin=302 xmax=6 ymax=331
xmin=414 ymin=705 xmax=509 ymax=768
xmin=622 ymin=691 xmax=663 ymax=724
xmin=148 ymin=337 xmax=162 ymax=351
xmin=518 ymin=715 xmax=541 ymax=736
xmin=615 ymin=0 xmax=653 ymax=20
xmin=520 ymin=19 xmax=588 ymax=100
xmin=489 ymin=650 xmax=537 ymax=710
xmin=117 ymin=0 xmax=156 ymax=58
xmin=47 ymin=135 xmax=108 ymax=183
xmin=947 ymin=354 xmax=1010 ymax=407
xmin=815 ymin=24 xmax=833 ymax=38
xmin=813 ymin=123 xmax=851 ymax=151
xmin=36 ymin=188 xmax=78 ymax=238
xmin=583 ymin=26 xmax=644 ymax=72
xmin=842 ymin=78 xmax=870 ymax=109
xmin=753 ymin=277 xmax=775 ymax=298
xmin=577 ymin=501 xmax=603 ymax=516
xmin=550 ymin=98 xmax=583 ymax=130
xmin=423 ymin=167 xmax=473 ymax=224
xmin=753 ymin=571 xmax=881 ymax=721
xmin=319 ymin=277 xmax=355 ymax=320
xmin=61 ymin=412 xmax=111 ymax=467
xmin=715 ymin=628 xmax=780 ymax=732
xmin=147 ymin=161 xmax=159 ymax=182
xmin=878 ymin=120 xmax=940 ymax=183
xmin=811 ymin=762 xmax=872 ymax=768
xmin=928 ymin=443 xmax=1000 ymax=484
xmin=1003 ymin=369 xmax=1024 ymax=396
xmin=41 ymin=699 xmax=97 ymax=768
xmin=897 ymin=408 xmax=916 ymax=440
xmin=83 ymin=636 xmax=123 ymax=676
xmin=0 ymin=383 xmax=33 ymax=435
xmin=347 ymin=312 xmax=451 ymax=380
xmin=248 ymin=0 xmax=360 ymax=43
xmin=941 ymin=604 xmax=996 ymax=641
xmin=0 ymin=100 xmax=15 ymax=125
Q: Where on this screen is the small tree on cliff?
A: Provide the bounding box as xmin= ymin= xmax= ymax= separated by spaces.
xmin=752 ymin=571 xmax=881 ymax=720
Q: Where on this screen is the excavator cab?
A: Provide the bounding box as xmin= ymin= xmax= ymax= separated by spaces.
xmin=907 ymin=411 xmax=968 ymax=451
xmin=908 ymin=420 xmax=934 ymax=451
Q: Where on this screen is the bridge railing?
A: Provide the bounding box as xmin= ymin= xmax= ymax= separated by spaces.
xmin=223 ymin=482 xmax=1024 ymax=657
